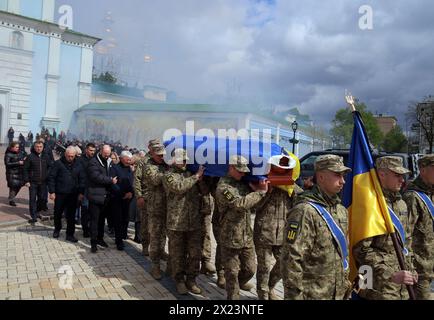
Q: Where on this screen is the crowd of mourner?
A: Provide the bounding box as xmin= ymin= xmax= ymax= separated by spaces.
xmin=3 ymin=126 xmax=433 ymax=300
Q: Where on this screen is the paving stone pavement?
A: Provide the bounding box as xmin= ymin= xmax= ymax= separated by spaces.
xmin=0 ymin=221 xmax=284 ymax=300
xmin=0 ymin=146 xmax=284 ymax=300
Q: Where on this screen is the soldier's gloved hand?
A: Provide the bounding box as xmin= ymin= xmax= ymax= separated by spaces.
xmin=391 ymin=270 xmax=416 ymax=285
xmin=137 ymin=197 xmax=145 ymax=208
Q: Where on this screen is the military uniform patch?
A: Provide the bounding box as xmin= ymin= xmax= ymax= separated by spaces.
xmin=286 ymin=221 xmax=300 ymax=243
xmin=223 ymin=189 xmax=235 ymax=201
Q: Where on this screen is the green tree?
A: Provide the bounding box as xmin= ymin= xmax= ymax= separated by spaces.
xmin=382 ymin=125 xmax=408 ymax=152
xmin=331 ymin=103 xmax=384 ymax=149
xmin=97 ymin=71 xmax=117 ymax=84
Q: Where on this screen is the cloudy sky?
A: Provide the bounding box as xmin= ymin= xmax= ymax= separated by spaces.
xmin=56 ymin=0 xmax=434 ymax=127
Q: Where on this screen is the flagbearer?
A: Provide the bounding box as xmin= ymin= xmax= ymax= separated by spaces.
xmin=281 ymin=154 xmax=352 ymax=300
xmin=404 ymin=154 xmax=434 ymax=300
xmin=353 ymin=156 xmax=417 ymax=300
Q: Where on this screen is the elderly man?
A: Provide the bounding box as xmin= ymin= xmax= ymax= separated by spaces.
xmin=404 ymin=154 xmax=434 ymax=300
xmin=110 ymin=151 xmax=135 ymax=250
xmin=162 ymin=148 xmax=205 ymax=294
xmin=48 ymin=146 xmax=85 ymax=242
xmin=87 ymin=145 xmax=118 ymax=253
xmin=215 ymin=155 xmax=268 ymax=300
xmin=354 ymin=156 xmax=417 ymax=300
xmin=281 ymin=154 xmax=351 ymax=300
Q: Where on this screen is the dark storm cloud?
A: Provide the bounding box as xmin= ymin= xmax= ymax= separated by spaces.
xmin=56 ymin=0 xmax=434 ymax=126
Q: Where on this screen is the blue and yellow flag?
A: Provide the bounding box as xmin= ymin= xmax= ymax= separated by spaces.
xmin=342 ymin=112 xmax=395 ymax=280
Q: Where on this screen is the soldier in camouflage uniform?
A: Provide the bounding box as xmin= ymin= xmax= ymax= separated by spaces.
xmin=211 ymin=179 xmax=226 ymax=288
xmin=215 ymin=155 xmax=268 ymax=300
xmin=142 ymin=143 xmax=169 ymax=280
xmin=403 ymin=154 xmax=434 ymax=300
xmin=134 ymin=139 xmax=161 ymax=256
xmin=198 ymin=178 xmax=217 ymax=275
xmin=162 ymin=149 xmax=205 ymax=295
xmin=254 ymin=155 xmax=303 ymax=300
xmin=354 ymin=156 xmax=417 ymax=300
xmin=281 ymin=154 xmax=352 ymax=300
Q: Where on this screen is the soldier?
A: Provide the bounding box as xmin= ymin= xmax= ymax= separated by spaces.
xmin=281 ymin=154 xmax=351 ymax=300
xmin=162 ymin=149 xmax=205 ymax=295
xmin=254 ymin=155 xmax=302 ymax=300
xmin=199 ymin=177 xmax=217 ymax=276
xmin=403 ymin=154 xmax=434 ymax=300
xmin=134 ymin=139 xmax=161 ymax=256
xmin=211 ymin=178 xmax=226 ymax=289
xmin=215 ymin=155 xmax=268 ymax=300
xmin=353 ymin=156 xmax=417 ymax=300
xmin=142 ymin=143 xmax=169 ymax=280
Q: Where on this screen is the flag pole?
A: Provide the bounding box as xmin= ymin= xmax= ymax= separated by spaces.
xmin=345 ymin=92 xmax=416 ymax=300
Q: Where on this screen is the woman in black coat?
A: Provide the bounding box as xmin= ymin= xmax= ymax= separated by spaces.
xmin=4 ymin=142 xmax=27 ymax=206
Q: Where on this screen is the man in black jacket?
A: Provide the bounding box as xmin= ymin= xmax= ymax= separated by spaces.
xmin=87 ymin=145 xmax=118 ymax=253
xmin=24 ymin=141 xmax=52 ymax=224
xmin=110 ymin=151 xmax=134 ymax=250
xmin=78 ymin=143 xmax=96 ymax=237
xmin=48 ymin=146 xmax=86 ymax=242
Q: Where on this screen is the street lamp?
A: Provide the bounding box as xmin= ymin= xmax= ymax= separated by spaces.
xmin=290 ymin=120 xmax=299 ymax=154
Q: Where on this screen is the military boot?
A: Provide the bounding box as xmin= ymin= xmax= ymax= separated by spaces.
xmin=239 ymin=281 xmax=254 ymax=292
xmin=257 ymin=289 xmax=269 ymax=300
xmin=216 ymin=270 xmax=226 ymax=289
xmin=165 ymin=261 xmax=172 ymax=278
xmin=268 ymin=288 xmax=280 ymax=300
xmin=200 ymin=261 xmax=216 ymax=275
xmin=142 ymin=244 xmax=149 ymax=256
xmin=186 ymin=279 xmax=202 ymax=295
xmin=176 ymin=281 xmax=188 ymax=295
xmin=150 ymin=264 xmax=162 ymax=280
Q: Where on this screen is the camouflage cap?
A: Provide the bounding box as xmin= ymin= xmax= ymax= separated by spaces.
xmin=314 ymin=154 xmax=351 ymax=173
xmin=151 ymin=144 xmax=166 ymax=155
xmin=417 ymin=154 xmax=434 ymax=167
xmin=229 ymin=155 xmax=250 ymax=173
xmin=172 ymin=148 xmax=189 ymax=162
xmin=376 ymin=156 xmax=410 ymax=175
xmin=148 ymin=138 xmax=162 ymax=147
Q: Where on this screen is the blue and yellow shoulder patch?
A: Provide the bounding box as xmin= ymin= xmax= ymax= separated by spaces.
xmin=286 ymin=221 xmax=300 ymax=243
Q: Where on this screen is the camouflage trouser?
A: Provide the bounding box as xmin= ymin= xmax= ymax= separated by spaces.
xmin=202 ymin=215 xmax=212 ymax=263
xmin=255 ymin=245 xmax=282 ymax=293
xmin=168 ymin=229 xmax=202 ymax=282
xmin=415 ymin=276 xmax=433 ymax=300
xmin=212 ymin=222 xmax=223 ymax=272
xmin=140 ymin=206 xmax=149 ymax=248
xmin=221 ymin=246 xmax=256 ymax=300
xmin=149 ymin=212 xmax=167 ymax=265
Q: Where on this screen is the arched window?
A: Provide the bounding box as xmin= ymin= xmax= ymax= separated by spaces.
xmin=11 ymin=31 xmax=24 ymax=49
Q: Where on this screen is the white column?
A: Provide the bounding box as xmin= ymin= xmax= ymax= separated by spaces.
xmin=77 ymin=47 xmax=93 ymax=108
xmin=42 ymin=0 xmax=55 ymax=23
xmin=41 ymin=36 xmax=61 ymax=130
xmin=275 ymin=124 xmax=281 ymax=144
xmin=7 ymin=0 xmax=20 ymax=14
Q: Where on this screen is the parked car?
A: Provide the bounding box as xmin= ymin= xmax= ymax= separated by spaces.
xmin=299 ymin=149 xmax=420 ymax=182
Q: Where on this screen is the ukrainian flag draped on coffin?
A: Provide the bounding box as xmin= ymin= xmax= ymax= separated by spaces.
xmin=342 ymin=111 xmax=395 ymax=280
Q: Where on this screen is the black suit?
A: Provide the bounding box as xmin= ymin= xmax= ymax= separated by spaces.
xmin=48 ymin=157 xmax=85 ymax=236
xmin=87 ymin=154 xmax=113 ymax=243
